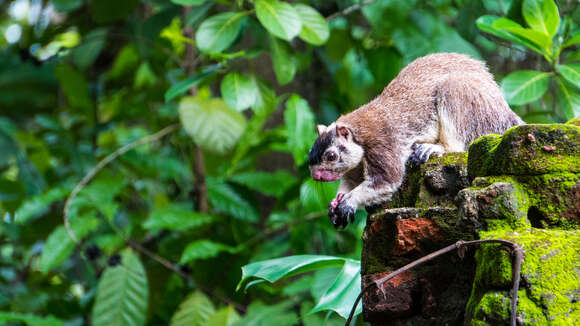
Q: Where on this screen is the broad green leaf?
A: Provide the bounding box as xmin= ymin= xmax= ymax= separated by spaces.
xmin=476 ymin=16 xmax=544 ymax=54
xmin=92 ymin=250 xmax=148 ymax=326
xmin=556 ymin=79 xmax=580 ymax=120
xmin=180 ymin=240 xmax=233 ymax=263
xmin=556 ymin=64 xmax=580 ymax=88
xmin=239 ymin=255 xmax=346 ymax=290
xmin=255 ymin=0 xmax=302 ymax=41
xmin=73 ymin=28 xmax=107 ymax=69
xmin=294 ymin=4 xmax=329 ymax=45
xmin=144 ymin=204 xmax=214 ymax=231
xmin=229 ymin=171 xmax=295 ymax=197
xmin=0 ymin=312 xmax=64 ymax=326
xmin=171 ymin=0 xmax=205 ymax=5
xmin=54 ymin=65 xmax=92 ymax=111
xmin=170 ymin=291 xmax=215 ymax=326
xmin=179 ymin=96 xmax=246 ymax=155
xmin=494 ymin=22 xmax=551 ymax=51
xmin=221 ymin=72 xmax=257 ymax=111
xmin=165 ymin=65 xmax=219 ymax=102
xmin=230 ymin=301 xmax=297 ymax=326
xmin=249 ymin=75 xmax=277 ymax=116
xmin=501 ymin=70 xmax=551 ymax=105
xmin=41 ymin=216 xmax=100 ymax=274
xmin=206 ymin=306 xmax=240 ymax=326
xmin=196 ymin=12 xmax=246 ymax=54
xmin=271 ymin=37 xmax=296 ymax=85
xmin=14 ymin=185 xmax=71 ymax=224
xmin=207 ymin=178 xmax=258 ymax=222
xmin=284 ymin=95 xmax=317 ymax=165
xmin=107 ymin=44 xmax=139 ymax=79
xmin=52 ymin=0 xmax=83 ymax=12
xmin=300 ymin=179 xmax=339 ymax=212
xmin=563 ymin=31 xmax=580 ymax=48
xmin=522 ymin=0 xmax=559 ymax=37
xmin=134 ymin=62 xmax=158 ymax=88
xmin=310 ymin=259 xmax=362 ymax=319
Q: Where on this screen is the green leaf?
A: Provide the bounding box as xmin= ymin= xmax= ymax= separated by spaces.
xmin=134 ymin=62 xmax=158 ymax=89
xmin=55 ymin=65 xmax=92 ymax=111
xmin=165 ymin=65 xmax=219 ymax=102
xmin=196 ymin=12 xmax=246 ymax=54
xmin=294 ymin=4 xmax=329 ymax=45
xmin=284 ymin=95 xmax=317 ymax=166
xmin=14 ymin=185 xmax=71 ymax=224
xmin=90 ymin=0 xmax=138 ymax=24
xmin=41 ymin=216 xmax=100 ymax=274
xmin=229 ymin=171 xmax=295 ymax=197
xmin=171 ymin=0 xmax=205 ymax=5
xmin=206 ymin=306 xmax=241 ymax=326
xmin=249 ymin=75 xmax=277 ymax=116
xmin=501 ymin=70 xmax=551 ymax=105
xmin=476 ymin=16 xmax=545 ymax=54
xmin=556 ymin=64 xmax=580 ymax=88
xmin=179 ymin=96 xmax=246 ymax=155
xmin=52 ymin=0 xmax=83 ymax=12
xmin=271 ymin=37 xmax=297 ymax=85
xmin=230 ymin=301 xmax=297 ymax=326
xmin=494 ymin=20 xmax=551 ymax=51
xmin=556 ymin=79 xmax=580 ymax=120
xmin=310 ymin=259 xmax=362 ymax=319
xmin=180 ymin=240 xmax=233 ymax=263
xmin=563 ymin=31 xmax=580 ymax=48
xmin=73 ymin=28 xmax=107 ymax=69
xmin=92 ymin=250 xmax=149 ymax=326
xmin=170 ymin=291 xmax=215 ymax=326
xmin=300 ymin=179 xmax=339 ymax=212
xmin=144 ymin=204 xmax=214 ymax=231
xmin=522 ymin=0 xmax=559 ymax=37
xmin=221 ymin=72 xmax=257 ymax=111
xmin=0 ymin=312 xmax=64 ymax=326
xmin=255 ymin=0 xmax=302 ymax=41
xmin=207 ymin=178 xmax=258 ymax=222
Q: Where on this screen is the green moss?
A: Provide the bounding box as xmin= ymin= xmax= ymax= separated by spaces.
xmin=566 ymin=116 xmax=580 ymax=126
xmin=468 ymin=134 xmax=502 ymax=178
xmin=470 ymin=291 xmax=548 ymax=325
xmin=467 ymin=229 xmax=580 ymax=324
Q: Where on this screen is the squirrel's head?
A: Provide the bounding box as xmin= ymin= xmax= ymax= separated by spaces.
xmin=308 ymin=123 xmax=364 ymax=182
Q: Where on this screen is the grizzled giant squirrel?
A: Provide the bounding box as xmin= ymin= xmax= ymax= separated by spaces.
xmin=308 ymin=53 xmax=523 ymax=228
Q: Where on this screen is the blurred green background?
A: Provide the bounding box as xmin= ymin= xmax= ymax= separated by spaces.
xmin=0 ymin=0 xmax=578 ymax=325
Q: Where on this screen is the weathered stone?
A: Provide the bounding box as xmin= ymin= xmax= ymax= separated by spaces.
xmin=468 ymin=124 xmax=580 ymax=177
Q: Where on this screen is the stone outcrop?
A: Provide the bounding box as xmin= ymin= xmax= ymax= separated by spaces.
xmin=361 ymin=123 xmax=580 ymax=325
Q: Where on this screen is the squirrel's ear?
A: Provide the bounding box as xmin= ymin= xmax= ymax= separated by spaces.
xmin=316 ymin=124 xmax=327 ymax=136
xmin=336 ymin=125 xmax=351 ymax=140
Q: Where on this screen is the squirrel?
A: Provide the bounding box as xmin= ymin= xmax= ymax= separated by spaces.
xmin=308 ymin=53 xmax=524 ymax=228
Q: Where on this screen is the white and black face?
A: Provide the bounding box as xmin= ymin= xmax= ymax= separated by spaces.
xmin=308 ymin=124 xmax=364 ymax=182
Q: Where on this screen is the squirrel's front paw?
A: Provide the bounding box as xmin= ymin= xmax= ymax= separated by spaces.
xmin=333 ymin=199 xmax=356 ymax=229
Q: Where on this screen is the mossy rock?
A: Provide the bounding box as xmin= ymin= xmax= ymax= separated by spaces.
xmin=468 ymin=124 xmax=580 ymax=177
xmin=466 ymin=229 xmax=580 ymax=325
xmin=567 ymin=116 xmax=580 ymax=126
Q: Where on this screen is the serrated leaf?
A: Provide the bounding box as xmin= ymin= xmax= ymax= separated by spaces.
xmin=557 ymin=79 xmax=580 ymax=119
xmin=221 ymin=72 xmax=257 ymax=111
xmin=271 ymin=37 xmax=296 ymax=85
xmin=14 ymin=185 xmax=71 ymax=224
xmin=284 ymin=95 xmax=317 ymax=166
xmin=206 ymin=306 xmax=240 ymax=326
xmin=294 ymin=4 xmax=329 ymax=45
xmin=501 ymin=70 xmax=551 ymax=105
xmin=41 ymin=216 xmax=100 ymax=274
xmin=165 ymin=65 xmax=219 ymax=102
xmin=231 ymin=301 xmax=298 ymax=326
xmin=196 ymin=12 xmax=246 ymax=54
xmin=171 ymin=0 xmax=205 ymax=5
xmin=310 ymin=259 xmax=362 ymax=319
xmin=0 ymin=312 xmax=64 ymax=326
xmin=179 ymin=96 xmax=246 ymax=155
xmin=229 ymin=171 xmax=295 ymax=197
xmin=255 ymin=0 xmax=301 ymax=41
xmin=144 ymin=204 xmax=214 ymax=231
xmin=207 ymin=178 xmax=258 ymax=222
xmin=476 ymin=16 xmax=544 ymax=55
xmin=522 ymin=0 xmax=559 ymax=37
xmin=180 ymin=240 xmax=233 ymax=263
xmin=556 ymin=64 xmax=580 ymax=88
xmin=170 ymin=291 xmax=215 ymax=326
xmin=92 ymin=250 xmax=148 ymax=326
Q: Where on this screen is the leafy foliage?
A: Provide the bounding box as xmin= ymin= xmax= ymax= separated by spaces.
xmin=1 ymin=0 xmax=578 ymax=325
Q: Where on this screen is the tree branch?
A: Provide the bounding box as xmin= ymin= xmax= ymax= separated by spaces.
xmin=326 ymin=0 xmax=377 ymax=21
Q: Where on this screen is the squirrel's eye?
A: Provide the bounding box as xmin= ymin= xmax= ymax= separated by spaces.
xmin=326 ymin=152 xmax=337 ymax=162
